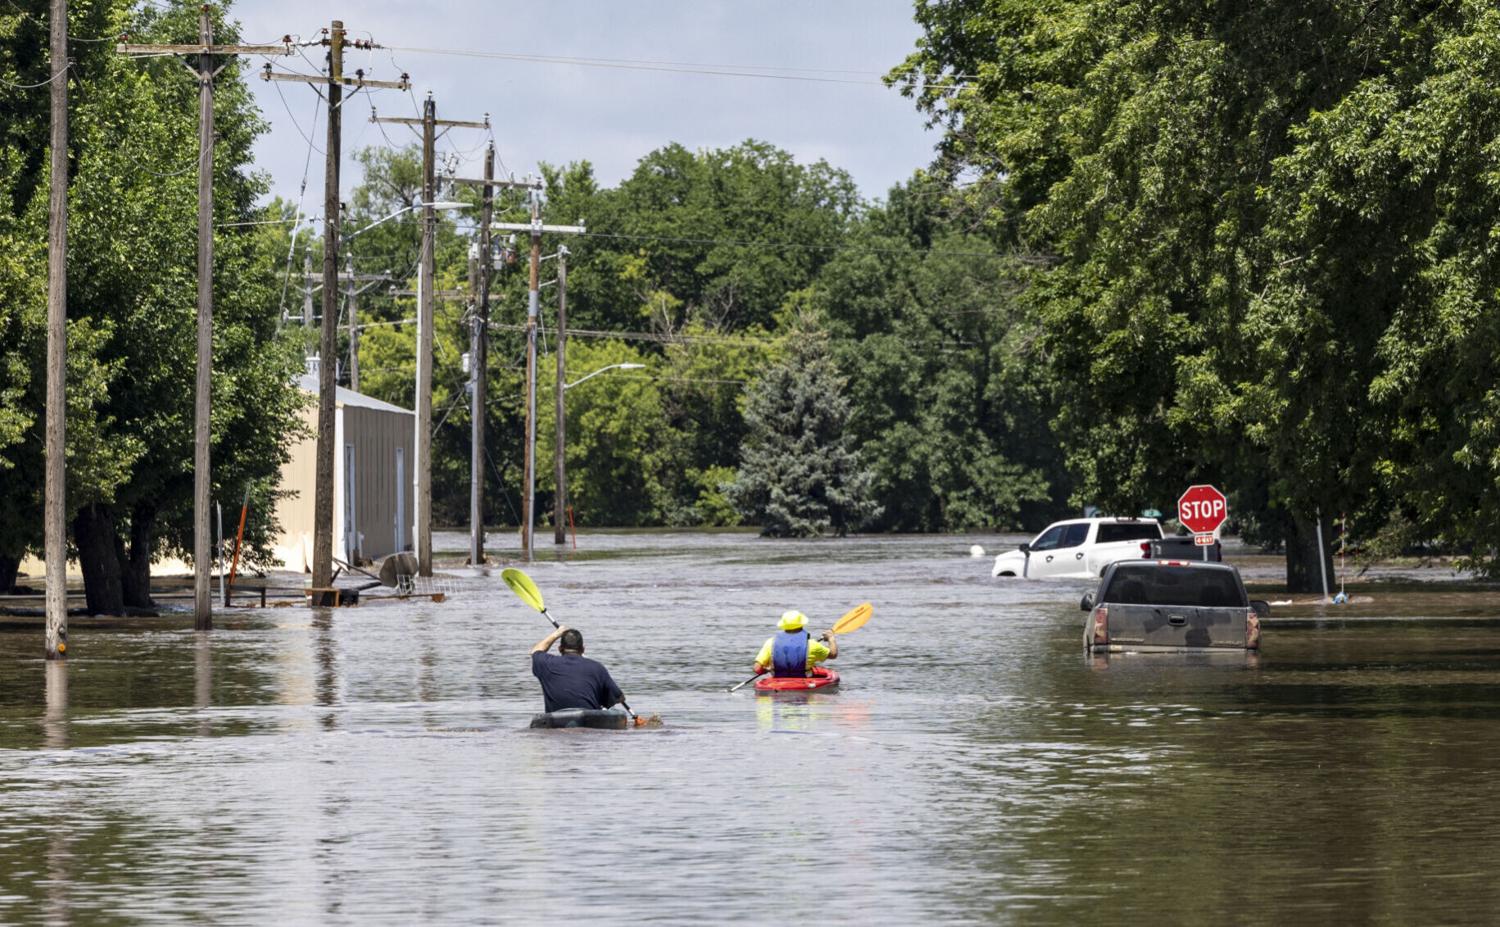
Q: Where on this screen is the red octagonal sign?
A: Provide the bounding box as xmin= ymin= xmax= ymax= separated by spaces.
xmin=1178 ymin=484 xmax=1228 ymax=535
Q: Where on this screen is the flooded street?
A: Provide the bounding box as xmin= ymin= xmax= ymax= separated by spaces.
xmin=3 ymin=532 xmax=1500 ymax=925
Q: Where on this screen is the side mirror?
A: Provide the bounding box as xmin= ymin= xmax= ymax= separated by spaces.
xmin=1019 ymin=542 xmax=1031 ymax=554
xmin=1250 ymin=600 xmax=1270 ymax=618
xmin=1080 ymin=593 xmax=1094 ymax=611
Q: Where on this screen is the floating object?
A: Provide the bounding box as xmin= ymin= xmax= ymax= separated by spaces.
xmin=530 ymin=709 xmax=629 ymax=730
xmin=529 ymin=709 xmax=661 ymax=729
xmin=1332 ymin=592 xmax=1348 ymax=605
xmin=755 ymin=666 xmax=840 ymax=693
xmin=305 ymin=586 xmax=357 ymax=607
xmin=969 ymin=544 xmax=986 ymax=558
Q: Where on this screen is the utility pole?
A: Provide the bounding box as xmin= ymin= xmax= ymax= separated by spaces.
xmin=189 ymin=8 xmax=214 ymax=629
xmin=371 ymin=99 xmax=487 ymax=577
xmin=452 ymin=168 xmax=536 ymax=566
xmin=523 ymin=190 xmax=540 ymax=559
xmin=454 ymin=148 xmax=495 ymax=566
xmin=554 ymin=246 xmax=568 ymax=545
xmin=119 ymin=15 xmax=297 ymax=629
xmin=261 ymin=23 xmax=408 ymax=599
xmin=490 ymin=195 xmax=585 ymax=561
xmin=44 ymin=0 xmax=68 ymax=659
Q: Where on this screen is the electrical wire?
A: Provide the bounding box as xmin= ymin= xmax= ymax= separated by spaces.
xmin=277 ymin=87 xmax=323 ymax=323
xmin=382 ymin=45 xmax=977 ymax=87
xmin=451 ymin=226 xmax=1020 ymax=259
xmin=0 ymin=62 xmax=67 ymax=90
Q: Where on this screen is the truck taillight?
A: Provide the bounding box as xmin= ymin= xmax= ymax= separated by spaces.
xmin=1246 ymin=609 xmax=1261 ymax=649
xmin=1140 ymin=542 xmax=1152 ymax=558
xmin=1092 ymin=606 xmax=1109 ymax=646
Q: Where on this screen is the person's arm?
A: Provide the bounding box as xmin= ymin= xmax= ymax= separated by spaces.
xmin=531 ymin=625 xmax=568 ymax=654
xmin=818 ymin=630 xmax=838 ymax=659
xmin=753 ymin=639 xmax=772 ymax=673
xmin=599 ymin=668 xmax=625 ymax=708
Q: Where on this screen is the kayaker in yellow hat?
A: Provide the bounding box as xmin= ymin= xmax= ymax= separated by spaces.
xmin=753 ymin=610 xmax=838 ymax=678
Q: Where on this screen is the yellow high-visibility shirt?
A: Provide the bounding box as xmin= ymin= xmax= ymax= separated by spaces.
xmin=755 ymin=634 xmax=831 ymax=674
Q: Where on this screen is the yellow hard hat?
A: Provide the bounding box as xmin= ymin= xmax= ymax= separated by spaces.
xmin=778 ymin=610 xmax=807 ymax=632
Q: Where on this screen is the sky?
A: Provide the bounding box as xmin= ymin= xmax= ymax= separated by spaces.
xmin=231 ymin=1 xmax=939 ymax=211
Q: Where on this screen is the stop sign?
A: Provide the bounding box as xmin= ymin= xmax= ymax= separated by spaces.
xmin=1178 ymin=484 xmax=1228 ymax=535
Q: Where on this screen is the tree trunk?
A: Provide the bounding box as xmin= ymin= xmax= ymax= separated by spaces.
xmin=1284 ymin=511 xmax=1334 ymax=595
xmin=119 ymin=501 xmax=155 ymax=608
xmin=73 ymin=503 xmax=125 ymax=615
xmin=0 ymin=553 xmax=18 ymax=594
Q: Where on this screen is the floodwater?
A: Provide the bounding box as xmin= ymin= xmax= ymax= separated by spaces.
xmin=3 ymin=532 xmax=1500 ymax=925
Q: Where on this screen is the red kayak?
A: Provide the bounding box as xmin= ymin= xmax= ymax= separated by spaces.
xmin=754 ymin=666 xmax=840 ymax=692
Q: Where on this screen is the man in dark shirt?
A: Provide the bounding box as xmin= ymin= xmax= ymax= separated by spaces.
xmin=530 ymin=626 xmax=626 ymax=713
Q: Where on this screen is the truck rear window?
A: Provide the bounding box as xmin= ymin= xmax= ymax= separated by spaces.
xmin=1096 ymin=523 xmax=1160 ymax=543
xmin=1103 ymin=566 xmax=1247 ymax=608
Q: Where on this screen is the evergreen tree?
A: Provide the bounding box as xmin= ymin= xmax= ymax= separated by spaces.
xmin=730 ymin=322 xmax=878 ymax=537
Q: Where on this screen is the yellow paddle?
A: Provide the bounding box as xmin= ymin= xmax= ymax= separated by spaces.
xmin=728 ymin=602 xmax=874 ymax=692
xmin=502 ymin=567 xmax=558 ymax=628
xmin=501 ymin=567 xmax=644 ymax=725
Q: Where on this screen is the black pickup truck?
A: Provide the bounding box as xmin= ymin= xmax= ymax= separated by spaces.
xmin=1082 ymin=560 xmax=1267 ymax=652
xmin=1140 ymin=535 xmax=1222 ymax=562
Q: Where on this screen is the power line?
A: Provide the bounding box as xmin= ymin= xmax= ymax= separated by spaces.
xmin=0 ymin=62 xmax=67 ymax=89
xmin=382 ymin=45 xmax=974 ymax=88
xmin=453 ymin=225 xmax=1020 ymax=259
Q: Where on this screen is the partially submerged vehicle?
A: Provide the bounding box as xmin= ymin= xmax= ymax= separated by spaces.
xmin=1082 ymin=560 xmax=1268 ymax=652
xmin=993 ymin=517 xmax=1164 ymax=578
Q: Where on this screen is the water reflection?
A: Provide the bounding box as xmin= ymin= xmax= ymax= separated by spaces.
xmin=43 ymin=660 xmax=71 ymax=925
xmin=195 ymin=631 xmax=212 ymax=739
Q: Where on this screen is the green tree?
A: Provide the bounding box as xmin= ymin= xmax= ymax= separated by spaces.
xmin=0 ymin=1 xmax=304 ymax=610
xmin=816 ymin=175 xmax=1061 ymax=532
xmin=730 ymin=321 xmax=878 ymax=537
xmin=891 ymin=0 xmax=1500 ymax=586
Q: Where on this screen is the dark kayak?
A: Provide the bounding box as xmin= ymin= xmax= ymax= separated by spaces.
xmin=529 ymin=709 xmax=629 ymax=730
xmin=754 ymin=666 xmax=840 ymax=693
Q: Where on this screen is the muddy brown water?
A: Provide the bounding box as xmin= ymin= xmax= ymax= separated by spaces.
xmin=2 ymin=532 xmax=1498 ymax=925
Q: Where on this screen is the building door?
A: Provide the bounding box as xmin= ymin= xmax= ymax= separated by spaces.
xmin=344 ymin=444 xmax=358 ymax=562
xmin=394 ymin=447 xmax=406 ymax=551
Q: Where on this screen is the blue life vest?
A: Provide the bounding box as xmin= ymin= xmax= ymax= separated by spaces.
xmin=771 ymin=631 xmax=809 ymax=677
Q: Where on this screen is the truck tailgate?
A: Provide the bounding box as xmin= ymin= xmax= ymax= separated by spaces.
xmin=1102 ymin=603 xmax=1248 ymax=650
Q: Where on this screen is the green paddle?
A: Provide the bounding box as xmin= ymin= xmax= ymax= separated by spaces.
xmin=502 ymin=568 xmax=643 ymax=725
xmin=727 ymin=602 xmax=874 ymax=693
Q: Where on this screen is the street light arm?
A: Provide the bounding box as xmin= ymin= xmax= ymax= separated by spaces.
xmin=563 ymin=362 xmax=645 ymax=390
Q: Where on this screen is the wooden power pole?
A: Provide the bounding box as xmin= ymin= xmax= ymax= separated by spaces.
xmin=119 ymin=14 xmax=296 ymax=629
xmin=371 ymin=98 xmax=487 ymax=577
xmin=553 ymin=246 xmax=568 ymax=545
xmin=490 ymin=194 xmax=585 ymax=560
xmin=44 ymin=0 xmax=68 ymax=659
xmin=261 ymin=22 xmax=408 ymax=599
xmin=452 ymin=164 xmax=542 ymax=565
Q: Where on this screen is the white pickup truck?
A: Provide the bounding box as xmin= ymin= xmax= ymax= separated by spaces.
xmin=991 ymin=517 xmax=1164 ymax=579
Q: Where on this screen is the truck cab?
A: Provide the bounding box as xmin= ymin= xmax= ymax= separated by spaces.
xmin=991 ymin=517 xmax=1164 ymax=579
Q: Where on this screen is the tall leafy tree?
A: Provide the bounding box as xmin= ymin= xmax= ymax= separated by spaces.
xmin=892 ymin=0 xmax=1500 ymax=586
xmin=1 ymin=1 xmax=304 ymax=610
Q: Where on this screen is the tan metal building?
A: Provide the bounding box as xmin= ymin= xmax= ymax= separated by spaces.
xmin=272 ymin=374 xmax=415 ymax=571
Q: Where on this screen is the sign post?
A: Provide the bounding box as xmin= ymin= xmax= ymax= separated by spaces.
xmin=1178 ymin=484 xmax=1229 ymax=561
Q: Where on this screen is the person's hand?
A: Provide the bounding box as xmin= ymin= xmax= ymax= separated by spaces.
xmin=753 ymin=663 xmax=765 ymax=674
xmin=555 ymin=625 xmax=570 ymax=634
xmin=820 ymin=630 xmax=834 ymax=642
